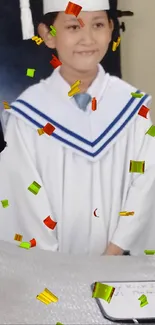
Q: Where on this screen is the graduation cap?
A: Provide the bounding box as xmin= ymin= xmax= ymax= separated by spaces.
xmin=20 ymin=0 xmax=110 ymax=40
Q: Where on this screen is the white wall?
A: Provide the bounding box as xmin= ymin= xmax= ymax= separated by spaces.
xmin=118 ymin=0 xmax=155 ymax=123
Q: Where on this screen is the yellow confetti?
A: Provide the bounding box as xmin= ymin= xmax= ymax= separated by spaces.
xmin=68 ymin=86 xmax=80 ymax=97
xmin=36 ymin=288 xmax=58 ymax=305
xmin=37 ymin=128 xmax=45 ymax=136
xmin=3 ymin=101 xmax=10 ymax=110
xmin=32 ymin=36 xmax=43 ymax=45
xmin=119 ymin=211 xmax=134 ymax=216
xmin=112 ymin=41 xmax=117 ymax=52
xmin=116 ymin=36 xmax=121 ymax=47
xmin=14 ymin=233 xmax=23 ymax=242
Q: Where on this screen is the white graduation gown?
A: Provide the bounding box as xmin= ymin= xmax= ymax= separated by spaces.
xmin=0 ymin=64 xmax=155 ymax=256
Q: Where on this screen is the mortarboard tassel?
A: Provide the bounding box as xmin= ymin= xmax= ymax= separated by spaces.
xmin=20 ymin=0 xmax=35 ymax=40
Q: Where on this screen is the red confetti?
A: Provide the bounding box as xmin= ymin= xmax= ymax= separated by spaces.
xmin=50 ymin=55 xmax=62 ymax=69
xmin=43 ymin=216 xmax=57 ymax=230
xmin=29 ymin=238 xmax=36 ymax=247
xmin=65 ymin=1 xmax=82 ymax=17
xmin=138 ymin=105 xmax=150 ymax=119
xmin=43 ymin=123 xmax=55 ymax=136
xmin=77 ymin=18 xmax=85 ymax=27
xmin=92 ymin=97 xmax=97 ymax=111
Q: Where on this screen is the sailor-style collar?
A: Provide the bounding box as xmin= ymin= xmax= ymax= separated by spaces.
xmin=7 ymin=64 xmax=151 ymax=161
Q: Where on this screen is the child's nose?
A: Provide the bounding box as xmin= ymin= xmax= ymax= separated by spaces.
xmin=80 ymin=28 xmax=95 ymax=44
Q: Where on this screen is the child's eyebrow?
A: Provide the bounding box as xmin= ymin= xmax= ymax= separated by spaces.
xmin=64 ymin=15 xmax=106 ymax=22
xmin=64 ymin=17 xmax=78 ymax=22
xmin=92 ymin=16 xmax=106 ymax=20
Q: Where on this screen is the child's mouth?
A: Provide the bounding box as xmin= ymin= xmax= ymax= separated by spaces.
xmin=76 ymin=50 xmax=96 ymax=56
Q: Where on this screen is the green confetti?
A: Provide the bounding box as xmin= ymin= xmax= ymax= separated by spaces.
xmin=138 ymin=294 xmax=148 ymax=307
xmin=28 ymin=181 xmax=41 ymax=195
xmin=145 ymin=125 xmax=155 ymax=137
xmin=131 ymin=92 xmax=144 ymax=98
xmin=26 ymin=68 xmax=36 ymax=77
xmin=144 ymin=250 xmax=155 ymax=255
xmin=1 ymin=199 xmax=9 ymax=208
xmin=129 ymin=160 xmax=145 ymax=174
xmin=56 ymin=323 xmax=64 ymax=325
xmin=19 ymin=242 xmax=31 ymax=249
xmin=92 ymin=282 xmax=115 ymax=303
xmin=50 ymin=25 xmax=56 ymax=36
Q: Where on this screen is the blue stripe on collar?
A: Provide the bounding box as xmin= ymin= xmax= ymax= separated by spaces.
xmin=11 ymin=93 xmax=149 ymax=158
xmin=16 ymin=90 xmax=146 ymax=148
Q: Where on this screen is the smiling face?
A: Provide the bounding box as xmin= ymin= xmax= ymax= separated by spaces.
xmin=39 ymin=11 xmax=113 ymax=74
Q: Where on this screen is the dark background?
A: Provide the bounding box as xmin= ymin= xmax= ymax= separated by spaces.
xmin=0 ymin=0 xmax=121 ymax=152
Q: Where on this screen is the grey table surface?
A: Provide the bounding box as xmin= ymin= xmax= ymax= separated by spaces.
xmin=0 ymin=240 xmax=155 ymax=325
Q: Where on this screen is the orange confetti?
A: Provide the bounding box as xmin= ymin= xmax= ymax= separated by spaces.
xmin=43 ymin=216 xmax=57 ymax=230
xmin=43 ymin=123 xmax=55 ymax=136
xmin=92 ymin=97 xmax=97 ymax=111
xmin=50 ymin=55 xmax=62 ymax=69
xmin=138 ymin=105 xmax=150 ymax=119
xmin=29 ymin=238 xmax=36 ymax=247
xmin=14 ymin=233 xmax=23 ymax=242
xmin=65 ymin=1 xmax=82 ymax=17
xmin=77 ymin=18 xmax=85 ymax=27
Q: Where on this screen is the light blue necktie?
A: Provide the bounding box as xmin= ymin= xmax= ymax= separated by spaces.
xmin=73 ymin=93 xmax=92 ymax=111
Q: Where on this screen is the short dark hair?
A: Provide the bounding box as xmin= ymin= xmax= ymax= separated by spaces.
xmin=41 ymin=10 xmax=116 ymax=30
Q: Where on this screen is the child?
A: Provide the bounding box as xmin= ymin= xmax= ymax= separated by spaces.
xmin=0 ymin=0 xmax=155 ymax=256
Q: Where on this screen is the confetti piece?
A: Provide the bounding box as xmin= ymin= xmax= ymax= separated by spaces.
xmin=19 ymin=242 xmax=31 ymax=249
xmin=112 ymin=41 xmax=117 ymax=52
xmin=43 ymin=123 xmax=55 ymax=135
xmin=43 ymin=216 xmax=57 ymax=230
xmin=3 ymin=101 xmax=10 ymax=110
xmin=71 ymin=80 xmax=81 ymax=89
xmin=92 ymin=282 xmax=115 ymax=303
xmin=1 ymin=199 xmax=9 ymax=208
xmin=144 ymin=250 xmax=155 ymax=255
xmin=44 ymin=288 xmax=58 ymax=302
xmin=36 ymin=294 xmax=51 ymax=305
xmin=26 ymin=68 xmax=36 ymax=78
xmin=93 ymin=208 xmax=99 ymax=217
xmin=32 ymin=35 xmax=43 ymax=45
xmin=14 ymin=233 xmax=23 ymax=242
xmin=145 ymin=125 xmax=155 ymax=137
xmin=50 ymin=25 xmax=57 ymax=36
xmin=92 ymin=97 xmax=97 ymax=111
xmin=68 ymin=86 xmax=80 ymax=97
xmin=119 ymin=211 xmax=134 ymax=216
xmin=131 ymin=92 xmax=144 ymax=98
xmin=36 ymin=288 xmax=58 ymax=305
xmin=29 ymin=238 xmax=36 ymax=248
xmin=37 ymin=128 xmax=45 ymax=136
xmin=129 ymin=160 xmax=145 ymax=174
xmin=50 ymin=55 xmax=62 ymax=69
xmin=138 ymin=294 xmax=148 ymax=307
xmin=138 ymin=105 xmax=150 ymax=119
xmin=65 ymin=1 xmax=82 ymax=17
xmin=77 ymin=18 xmax=85 ymax=27
xmin=56 ymin=323 xmax=64 ymax=325
xmin=116 ymin=36 xmax=121 ymax=47
xmin=28 ymin=181 xmax=41 ymax=195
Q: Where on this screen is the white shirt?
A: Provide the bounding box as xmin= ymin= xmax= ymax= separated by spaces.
xmin=0 ymin=64 xmax=155 ymax=255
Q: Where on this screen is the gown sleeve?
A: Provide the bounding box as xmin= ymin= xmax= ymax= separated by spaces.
xmin=0 ymin=114 xmax=58 ymax=251
xmin=111 ymin=111 xmax=155 ymax=255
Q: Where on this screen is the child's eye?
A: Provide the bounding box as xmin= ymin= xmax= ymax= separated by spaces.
xmin=95 ymin=23 xmax=105 ymax=28
xmin=67 ymin=25 xmax=80 ymax=30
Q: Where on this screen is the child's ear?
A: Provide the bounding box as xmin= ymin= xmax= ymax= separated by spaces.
xmin=38 ymin=23 xmax=56 ymax=49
